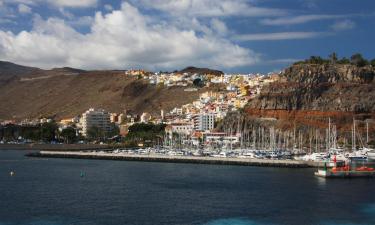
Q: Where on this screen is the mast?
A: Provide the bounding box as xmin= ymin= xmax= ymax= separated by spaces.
xmin=328 ymin=118 xmax=331 ymax=150
xmin=315 ymin=129 xmax=318 ymax=153
xmin=353 ymin=118 xmax=356 ymax=151
xmin=366 ymin=120 xmax=369 ymax=146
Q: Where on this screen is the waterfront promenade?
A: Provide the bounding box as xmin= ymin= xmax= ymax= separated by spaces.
xmin=28 ymin=151 xmax=316 ymax=168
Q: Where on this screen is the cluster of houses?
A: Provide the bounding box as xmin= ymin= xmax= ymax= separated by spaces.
xmin=0 ymin=70 xmax=279 ymax=145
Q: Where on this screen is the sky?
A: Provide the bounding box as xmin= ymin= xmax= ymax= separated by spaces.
xmin=0 ymin=0 xmax=374 ymax=73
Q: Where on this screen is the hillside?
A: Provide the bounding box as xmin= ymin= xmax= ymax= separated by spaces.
xmin=0 ymin=63 xmax=216 ymax=121
xmin=248 ymin=63 xmax=375 ymax=112
xmin=179 ymin=66 xmax=224 ymax=76
xmin=0 ymin=61 xmax=40 ymax=78
xmin=220 ymin=62 xmax=375 ymax=140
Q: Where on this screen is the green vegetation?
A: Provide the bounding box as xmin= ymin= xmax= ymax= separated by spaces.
xmin=370 ymin=59 xmax=375 ymax=67
xmin=193 ymin=78 xmax=204 ymax=87
xmin=125 ymin=123 xmax=166 ymax=147
xmin=0 ymin=122 xmax=59 ymax=143
xmin=294 ymin=53 xmax=373 ymax=67
xmin=60 ymin=127 xmax=77 ymax=143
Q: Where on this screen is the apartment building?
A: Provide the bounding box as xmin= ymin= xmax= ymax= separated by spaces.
xmin=193 ymin=113 xmax=215 ymax=131
xmin=81 ymin=108 xmax=112 ymax=137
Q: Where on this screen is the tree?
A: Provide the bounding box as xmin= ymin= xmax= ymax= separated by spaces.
xmin=338 ymin=57 xmax=350 ymax=64
xmin=193 ymin=78 xmax=204 ymax=87
xmin=60 ymin=127 xmax=77 ymax=143
xmin=350 ymin=53 xmax=368 ymax=67
xmin=329 ymin=52 xmax=338 ymax=63
xmin=87 ymin=126 xmax=105 ymax=140
xmin=40 ymin=122 xmax=58 ymax=143
xmin=307 ymin=56 xmax=328 ymax=64
xmin=107 ymin=125 xmax=120 ymax=138
xmin=126 ymin=123 xmax=166 ymax=146
xmin=370 ymin=59 xmax=375 ymax=67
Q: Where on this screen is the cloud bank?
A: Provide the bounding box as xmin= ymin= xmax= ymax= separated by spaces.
xmin=0 ymin=2 xmax=258 ymax=70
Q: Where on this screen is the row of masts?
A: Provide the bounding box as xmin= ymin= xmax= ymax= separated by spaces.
xmin=162 ymin=118 xmax=373 ymax=153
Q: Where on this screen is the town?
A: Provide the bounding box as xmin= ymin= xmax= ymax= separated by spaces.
xmin=0 ymin=70 xmax=279 ymax=150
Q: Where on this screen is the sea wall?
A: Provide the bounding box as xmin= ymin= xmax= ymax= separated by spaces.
xmin=27 ymin=151 xmax=314 ymax=168
xmin=0 ymin=144 xmax=109 ymax=151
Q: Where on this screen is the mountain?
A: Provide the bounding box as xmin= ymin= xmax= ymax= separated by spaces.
xmin=220 ymin=62 xmax=375 ymax=138
xmin=248 ymin=63 xmax=375 ymax=112
xmin=0 ymin=62 xmax=216 ymax=121
xmin=179 ymin=66 xmax=224 ymax=76
xmin=0 ymin=61 xmax=41 ymax=79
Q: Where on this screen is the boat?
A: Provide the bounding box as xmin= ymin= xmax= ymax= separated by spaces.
xmin=315 ymin=156 xmax=375 ymax=178
xmin=315 ymin=167 xmax=375 ymax=178
xmin=368 ymin=150 xmax=375 ymax=160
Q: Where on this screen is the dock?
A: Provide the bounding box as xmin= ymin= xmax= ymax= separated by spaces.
xmin=27 ymin=151 xmax=315 ymax=168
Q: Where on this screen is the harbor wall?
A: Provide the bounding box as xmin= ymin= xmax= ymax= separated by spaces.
xmin=0 ymin=144 xmax=109 ymax=151
xmin=28 ymin=151 xmax=315 ymax=168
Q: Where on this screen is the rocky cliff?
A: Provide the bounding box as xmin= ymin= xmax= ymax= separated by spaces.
xmin=248 ymin=63 xmax=375 ymax=112
xmin=220 ymin=63 xmax=375 ymax=143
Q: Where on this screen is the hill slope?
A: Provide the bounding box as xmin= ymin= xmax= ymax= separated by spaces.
xmin=220 ymin=63 xmax=375 ymax=138
xmin=0 ymin=63 xmax=215 ymax=120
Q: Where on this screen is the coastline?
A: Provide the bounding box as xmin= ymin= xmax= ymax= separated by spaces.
xmin=0 ymin=143 xmax=110 ymax=151
xmin=26 ymin=150 xmax=320 ymax=168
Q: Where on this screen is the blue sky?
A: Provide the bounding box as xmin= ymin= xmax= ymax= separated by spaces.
xmin=0 ymin=0 xmax=374 ymax=73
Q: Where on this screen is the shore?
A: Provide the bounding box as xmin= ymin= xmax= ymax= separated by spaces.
xmin=0 ymin=143 xmax=109 ymax=151
xmin=27 ymin=150 xmax=321 ymax=168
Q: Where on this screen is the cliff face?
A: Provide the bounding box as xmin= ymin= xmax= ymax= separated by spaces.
xmin=248 ymin=64 xmax=375 ymax=113
xmin=219 ymin=63 xmax=375 ymax=140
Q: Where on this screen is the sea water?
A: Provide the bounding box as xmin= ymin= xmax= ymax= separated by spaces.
xmin=1 ymin=150 xmax=375 ymax=225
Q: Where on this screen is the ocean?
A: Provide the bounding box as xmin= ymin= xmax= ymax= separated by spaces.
xmin=1 ymin=150 xmax=375 ymax=225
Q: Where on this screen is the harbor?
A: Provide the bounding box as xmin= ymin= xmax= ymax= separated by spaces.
xmin=28 ymin=150 xmax=313 ymax=168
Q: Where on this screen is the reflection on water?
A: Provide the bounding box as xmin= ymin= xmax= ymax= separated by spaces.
xmin=203 ymin=218 xmax=269 ymax=225
xmin=315 ymin=176 xmax=327 ymax=187
xmin=362 ymin=203 xmax=375 ymax=216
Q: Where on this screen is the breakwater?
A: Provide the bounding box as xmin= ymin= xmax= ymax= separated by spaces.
xmin=0 ymin=143 xmax=109 ymax=151
xmin=27 ymin=151 xmax=315 ymax=168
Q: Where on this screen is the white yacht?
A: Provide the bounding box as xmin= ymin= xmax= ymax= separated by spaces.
xmin=368 ymin=150 xmax=375 ymax=160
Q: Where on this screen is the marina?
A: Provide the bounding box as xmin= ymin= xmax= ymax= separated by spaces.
xmin=28 ymin=150 xmax=311 ymax=168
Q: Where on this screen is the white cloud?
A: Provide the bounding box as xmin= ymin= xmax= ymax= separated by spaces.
xmin=132 ymin=0 xmax=285 ymax=17
xmin=68 ymin=16 xmax=94 ymax=27
xmin=18 ymin=3 xmax=32 ymax=14
xmin=0 ymin=2 xmax=258 ymax=70
xmin=50 ymin=0 xmax=97 ymax=8
xmin=260 ymin=14 xmax=345 ymax=26
xmin=104 ymin=4 xmax=113 ymax=11
xmin=331 ymin=19 xmax=355 ymax=31
xmin=3 ymin=0 xmax=97 ymax=8
xmin=210 ymin=18 xmax=228 ymax=35
xmin=235 ymin=31 xmax=329 ymax=41
xmin=0 ymin=18 xmax=15 ymax=24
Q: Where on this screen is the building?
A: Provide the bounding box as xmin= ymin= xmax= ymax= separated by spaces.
xmin=110 ymin=113 xmax=118 ymax=123
xmin=118 ymin=113 xmax=126 ymax=124
xmin=193 ymin=114 xmax=215 ymax=131
xmin=140 ymin=112 xmax=151 ymax=123
xmin=165 ymin=122 xmax=194 ymax=136
xmin=81 ymin=108 xmax=112 ymax=137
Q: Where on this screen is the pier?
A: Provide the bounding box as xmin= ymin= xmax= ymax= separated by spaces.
xmin=27 ymin=151 xmax=315 ymax=168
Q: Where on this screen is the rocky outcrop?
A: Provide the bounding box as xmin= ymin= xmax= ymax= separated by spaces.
xmin=248 ymin=63 xmax=375 ymax=113
xmin=222 ymin=63 xmax=375 ymax=139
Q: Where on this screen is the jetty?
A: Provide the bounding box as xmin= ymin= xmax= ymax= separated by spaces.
xmin=27 ymin=151 xmax=315 ymax=168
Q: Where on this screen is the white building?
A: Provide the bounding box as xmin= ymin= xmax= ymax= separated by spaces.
xmin=140 ymin=112 xmax=152 ymax=123
xmin=193 ymin=114 xmax=215 ymax=131
xmin=165 ymin=122 xmax=194 ymax=137
xmin=81 ymin=108 xmax=112 ymax=137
